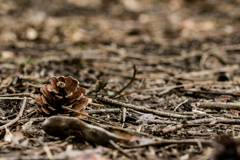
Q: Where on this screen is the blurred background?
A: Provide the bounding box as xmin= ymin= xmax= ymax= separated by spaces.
xmin=1 ymin=0 xmax=239 ymax=52
xmin=0 ymin=0 xmax=240 ymax=84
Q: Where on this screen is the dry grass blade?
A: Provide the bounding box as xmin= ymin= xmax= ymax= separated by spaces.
xmin=109 ymin=64 xmax=138 ymax=98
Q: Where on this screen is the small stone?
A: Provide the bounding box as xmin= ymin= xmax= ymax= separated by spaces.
xmin=1 ymin=50 xmax=15 ymax=59
xmin=26 ymin=28 xmax=38 ymax=40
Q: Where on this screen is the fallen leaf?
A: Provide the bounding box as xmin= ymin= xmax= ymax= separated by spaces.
xmin=4 ymin=127 xmax=13 ymax=142
xmin=42 ymin=116 xmax=126 ymax=147
xmin=42 ymin=116 xmax=155 ymax=148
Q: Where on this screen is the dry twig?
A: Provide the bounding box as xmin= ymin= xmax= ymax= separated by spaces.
xmin=197 ymin=102 xmax=240 ymax=110
xmin=174 ymin=99 xmax=189 ymax=111
xmin=96 ymin=96 xmax=189 ymax=119
xmin=110 ymin=64 xmax=138 ymax=98
xmin=86 ymin=108 xmax=121 ymax=114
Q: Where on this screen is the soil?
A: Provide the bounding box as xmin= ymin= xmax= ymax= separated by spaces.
xmin=1 ymin=0 xmax=240 ymax=159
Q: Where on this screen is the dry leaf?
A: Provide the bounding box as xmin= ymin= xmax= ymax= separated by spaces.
xmin=4 ymin=127 xmax=13 ymax=142
xmin=42 ymin=116 xmax=126 ymax=147
xmin=42 ymin=116 xmax=155 ymax=147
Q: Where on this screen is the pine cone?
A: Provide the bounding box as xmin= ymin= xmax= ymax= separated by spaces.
xmin=35 ymin=76 xmax=89 ymax=118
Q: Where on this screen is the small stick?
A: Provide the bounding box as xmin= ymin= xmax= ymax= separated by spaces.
xmin=86 ymin=108 xmax=120 ymax=114
xmin=0 ymin=113 xmax=17 ymax=120
xmin=174 ymin=99 xmax=188 ymax=111
xmin=136 ymin=119 xmax=180 ymax=125
xmin=156 ymin=65 xmax=176 ymax=76
xmin=121 ymin=107 xmax=126 ymax=123
xmin=43 ymin=145 xmax=54 ymax=160
xmin=110 ymin=64 xmax=138 ymax=98
xmin=89 ymin=102 xmax=105 ymax=108
xmin=28 ymin=83 xmax=41 ymax=88
xmin=0 ymin=117 xmax=47 ymax=125
xmin=0 ymin=93 xmax=31 ymax=97
xmin=0 ymin=97 xmax=27 ymax=130
xmin=96 ymin=96 xmax=188 ymax=119
xmin=109 ymin=140 xmax=132 ymax=159
xmin=186 ymin=117 xmax=240 ymax=124
xmin=21 ymin=109 xmax=37 ymax=119
xmin=117 ymin=79 xmax=145 ymax=98
xmin=0 ymin=97 xmax=32 ymax=100
xmin=157 ymin=88 xmax=174 ymax=96
xmin=197 ymin=102 xmax=240 ymax=110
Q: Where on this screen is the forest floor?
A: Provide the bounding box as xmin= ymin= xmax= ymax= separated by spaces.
xmin=1 ymin=0 xmax=240 ymax=159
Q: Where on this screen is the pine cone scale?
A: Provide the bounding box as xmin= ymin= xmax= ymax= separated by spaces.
xmin=49 ymin=77 xmax=59 ymax=92
xmin=65 ymin=76 xmax=79 ymax=93
xmin=41 ymin=95 xmax=50 ymax=105
xmin=57 ymin=76 xmax=65 ymax=83
xmin=67 ymin=88 xmax=85 ymax=104
xmin=71 ymin=97 xmax=88 ymax=111
xmin=47 ymin=84 xmax=58 ymax=94
xmin=41 ymin=106 xmax=51 ymax=114
xmin=35 ymin=94 xmax=45 ymax=107
xmin=41 ymin=84 xmax=54 ymax=102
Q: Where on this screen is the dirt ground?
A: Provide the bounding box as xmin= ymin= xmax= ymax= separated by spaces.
xmin=1 ymin=0 xmax=240 ymax=159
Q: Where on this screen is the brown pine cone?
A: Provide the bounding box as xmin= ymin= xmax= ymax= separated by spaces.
xmin=35 ymin=76 xmax=89 ymax=118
